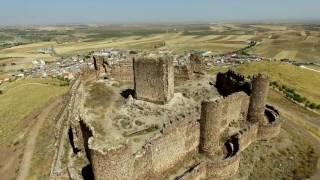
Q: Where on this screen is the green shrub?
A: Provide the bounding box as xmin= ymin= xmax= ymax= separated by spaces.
xmin=309 ymin=103 xmax=317 ymax=109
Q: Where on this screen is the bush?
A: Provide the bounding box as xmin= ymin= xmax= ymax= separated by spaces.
xmin=270 ymin=81 xmax=279 ymax=87
xmin=309 ymin=103 xmax=317 ymax=109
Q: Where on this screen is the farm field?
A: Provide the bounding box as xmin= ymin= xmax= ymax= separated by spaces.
xmin=235 ymin=62 xmax=320 ymax=106
xmin=1 ymin=24 xmax=320 ymax=71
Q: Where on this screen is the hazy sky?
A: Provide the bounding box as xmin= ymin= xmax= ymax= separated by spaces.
xmin=1 ymin=0 xmax=320 ymax=25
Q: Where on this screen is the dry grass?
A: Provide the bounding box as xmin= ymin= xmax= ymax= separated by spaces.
xmin=0 ymin=78 xmax=69 ymax=146
xmin=27 ymin=102 xmax=62 ymax=180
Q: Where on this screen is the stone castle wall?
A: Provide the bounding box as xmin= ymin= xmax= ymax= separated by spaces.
xmin=174 ymin=65 xmax=193 ymax=81
xmin=66 ymin=59 xmax=282 ymax=180
xmin=93 ymin=55 xmax=109 ymax=74
xmin=189 ymin=54 xmax=203 ymax=74
xmin=238 ymin=123 xmax=258 ymax=151
xmin=81 ymin=118 xmax=200 ymax=180
xmin=134 ymin=56 xmax=174 ymax=104
xmin=110 ymin=60 xmax=134 ymax=81
xmin=90 ymin=143 xmax=134 ymax=180
xmin=206 ymin=153 xmax=241 ymax=179
xmin=200 ymin=92 xmax=249 ymax=158
xmin=178 ymin=163 xmax=207 ymax=180
xmin=257 ymin=119 xmax=281 ymax=140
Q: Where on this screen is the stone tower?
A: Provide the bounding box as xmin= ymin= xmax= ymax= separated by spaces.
xmin=133 ymin=55 xmax=174 ymax=104
xmin=247 ymin=74 xmax=269 ymax=124
xmin=199 ymin=98 xmax=226 ymax=158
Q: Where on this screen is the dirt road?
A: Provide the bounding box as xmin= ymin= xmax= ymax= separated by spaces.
xmin=16 ymin=98 xmax=62 ymax=180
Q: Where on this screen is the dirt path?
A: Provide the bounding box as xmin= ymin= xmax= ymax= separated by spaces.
xmin=16 ymin=98 xmax=62 ymax=180
xmin=300 ymin=65 xmax=320 ymax=73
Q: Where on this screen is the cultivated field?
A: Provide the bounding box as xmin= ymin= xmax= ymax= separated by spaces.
xmin=2 ymin=24 xmax=320 ymax=70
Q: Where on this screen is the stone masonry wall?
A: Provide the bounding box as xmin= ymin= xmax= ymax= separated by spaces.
xmin=110 ymin=60 xmax=134 ymax=81
xmin=178 ymin=163 xmax=207 ymax=180
xmin=90 ymin=143 xmax=134 ymax=180
xmin=206 ymin=153 xmax=241 ymax=179
xmin=200 ymin=92 xmax=249 ymax=158
xmin=133 ymin=120 xmax=200 ymax=179
xmin=238 ymin=123 xmax=258 ymax=151
xmin=81 ymin=117 xmax=199 ymax=180
xmin=133 ymin=56 xmax=174 ymax=104
xmin=93 ymin=55 xmax=110 ymax=74
xmin=174 ymin=65 xmax=193 ymax=81
xmin=189 ymin=54 xmax=203 ymax=74
xmin=257 ymin=120 xmax=281 ymax=140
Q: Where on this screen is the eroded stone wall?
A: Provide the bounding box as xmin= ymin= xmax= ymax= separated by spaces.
xmin=110 ymin=60 xmax=134 ymax=81
xmin=90 ymin=143 xmax=134 ymax=180
xmin=189 ymin=54 xmax=203 ymax=74
xmin=93 ymin=55 xmax=110 ymax=74
xmin=238 ymin=123 xmax=258 ymax=151
xmin=133 ymin=56 xmax=174 ymax=104
xmin=257 ymin=120 xmax=281 ymax=140
xmin=174 ymin=65 xmax=193 ymax=81
xmin=199 ymin=92 xmax=249 ymax=158
xmin=206 ymin=153 xmax=241 ymax=179
xmin=132 ymin=120 xmax=200 ymax=179
xmin=177 ymin=163 xmax=207 ymax=180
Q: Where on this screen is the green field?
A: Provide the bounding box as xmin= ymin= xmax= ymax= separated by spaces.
xmin=0 ymin=78 xmax=69 ymax=145
xmin=235 ymin=62 xmax=320 ymax=105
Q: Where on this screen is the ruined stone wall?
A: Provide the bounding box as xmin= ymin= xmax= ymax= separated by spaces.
xmin=238 ymin=123 xmax=258 ymax=151
xmin=132 ymin=120 xmax=200 ymax=179
xmin=189 ymin=54 xmax=203 ymax=74
xmin=257 ymin=120 xmax=281 ymax=140
xmin=90 ymin=143 xmax=134 ymax=180
xmin=93 ymin=55 xmax=110 ymax=74
xmin=177 ymin=163 xmax=207 ymax=180
xmin=134 ymin=56 xmax=174 ymax=104
xmin=247 ymin=74 xmax=269 ymax=124
xmin=174 ymin=65 xmax=193 ymax=81
xmin=206 ymin=153 xmax=241 ymax=179
xmin=225 ymin=92 xmax=250 ymax=123
xmin=76 ymin=113 xmax=200 ymax=180
xmin=200 ymin=92 xmax=249 ymax=158
xmin=133 ymin=144 xmax=154 ymax=179
xmin=110 ymin=60 xmax=134 ymax=81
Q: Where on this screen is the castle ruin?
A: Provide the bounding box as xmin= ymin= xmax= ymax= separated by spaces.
xmin=67 ymin=55 xmax=281 ymax=180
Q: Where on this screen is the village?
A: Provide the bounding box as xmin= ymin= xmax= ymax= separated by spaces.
xmin=0 ymin=43 xmax=267 ymax=86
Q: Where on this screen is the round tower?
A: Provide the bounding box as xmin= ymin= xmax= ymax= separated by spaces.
xmin=199 ymin=99 xmax=224 ymax=159
xmin=247 ymin=74 xmax=269 ymax=124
